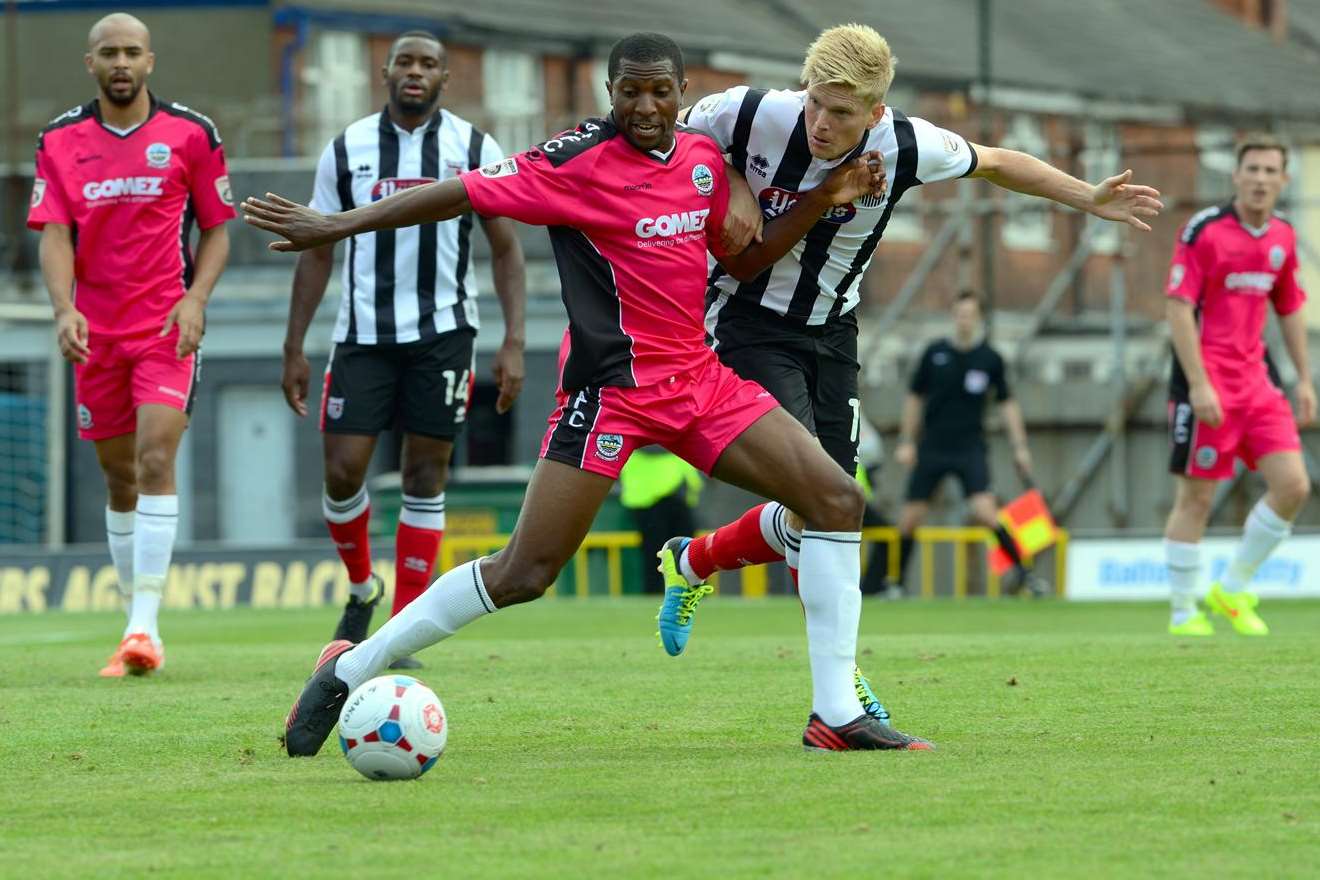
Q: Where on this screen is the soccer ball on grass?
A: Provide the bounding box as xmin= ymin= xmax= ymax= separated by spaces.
xmin=338 ymin=675 xmax=447 ymax=780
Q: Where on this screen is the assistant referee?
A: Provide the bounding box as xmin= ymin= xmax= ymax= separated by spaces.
xmin=893 ymin=291 xmax=1043 ymax=595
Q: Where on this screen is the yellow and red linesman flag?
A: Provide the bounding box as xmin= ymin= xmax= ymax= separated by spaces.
xmin=988 ymin=489 xmax=1057 ymax=575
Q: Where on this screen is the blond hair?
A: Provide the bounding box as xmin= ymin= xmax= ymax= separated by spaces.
xmin=800 ymin=24 xmax=895 ymax=106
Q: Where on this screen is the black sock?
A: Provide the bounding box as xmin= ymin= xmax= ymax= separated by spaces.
xmin=898 ymin=535 xmax=915 ymax=586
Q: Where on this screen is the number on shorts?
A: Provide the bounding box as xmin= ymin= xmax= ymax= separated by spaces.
xmin=849 ymin=397 xmax=861 ymax=443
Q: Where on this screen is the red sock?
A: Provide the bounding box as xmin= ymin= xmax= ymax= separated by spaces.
xmin=326 ymin=507 xmax=373 ymax=584
xmin=393 ymin=522 xmax=442 ymax=616
xmin=687 ymin=503 xmax=784 ymax=580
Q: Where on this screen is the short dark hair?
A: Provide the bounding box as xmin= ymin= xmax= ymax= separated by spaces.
xmin=388 ymin=30 xmax=443 ymax=65
xmin=1236 ymin=132 xmax=1288 ymax=169
xmin=607 ymin=32 xmax=684 ymax=82
xmin=954 ymin=289 xmax=984 ymax=312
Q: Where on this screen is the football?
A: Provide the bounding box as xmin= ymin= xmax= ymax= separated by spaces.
xmin=338 ymin=675 xmax=448 ymax=780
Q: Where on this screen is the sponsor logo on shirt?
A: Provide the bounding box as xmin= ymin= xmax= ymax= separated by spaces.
xmin=964 ymin=369 xmax=989 ymax=394
xmin=326 ymin=397 xmax=345 ymax=420
xmin=595 ymin=433 xmax=624 ymax=461
xmin=145 ymin=142 xmax=172 ymax=169
xmin=478 ymin=158 xmax=518 ymax=179
xmin=370 ymin=177 xmax=436 ymax=201
xmin=691 ymin=163 xmax=714 ymax=196
xmin=634 ymin=209 xmax=710 ymax=246
xmin=759 ymin=187 xmax=855 ymax=224
xmin=215 ymin=175 xmax=233 ymax=206
xmin=1269 ymin=244 xmax=1286 ymax=270
xmin=1224 ymin=271 xmax=1276 ymax=294
xmin=1168 ymin=264 xmax=1185 ymax=290
xmin=30 ymin=178 xmax=45 ymax=208
xmin=82 ymin=176 xmax=165 ymax=201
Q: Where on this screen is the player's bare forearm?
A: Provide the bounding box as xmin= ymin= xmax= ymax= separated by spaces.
xmin=38 ymin=224 xmax=77 ymax=314
xmin=244 ymin=178 xmax=474 ymax=252
xmin=482 ymin=216 xmax=527 ymax=345
xmin=719 ymin=188 xmax=835 ymax=282
xmin=1001 ymin=399 xmax=1029 ymax=450
xmin=900 ymin=393 xmax=924 ymax=444
xmin=1280 ymin=310 xmax=1312 ymax=385
xmin=1166 ymin=299 xmax=1211 ymax=388
xmin=284 ymin=244 xmax=335 ymax=354
xmin=970 ymin=146 xmax=1092 ymax=212
xmin=185 ymin=224 xmax=230 ymax=306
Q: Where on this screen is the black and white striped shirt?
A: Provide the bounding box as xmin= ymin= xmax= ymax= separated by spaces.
xmin=685 ymin=87 xmax=977 ymax=328
xmin=310 ymin=108 xmax=503 ymax=345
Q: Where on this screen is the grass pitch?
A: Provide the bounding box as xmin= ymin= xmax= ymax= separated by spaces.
xmin=2 ymin=597 xmax=1318 ymax=879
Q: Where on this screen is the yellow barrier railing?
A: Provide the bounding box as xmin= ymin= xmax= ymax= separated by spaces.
xmin=437 ymin=526 xmax=1067 ymax=598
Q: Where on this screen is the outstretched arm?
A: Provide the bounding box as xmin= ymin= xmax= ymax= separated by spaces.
xmin=969 ymin=145 xmax=1163 ymax=231
xmin=243 ymin=177 xmax=474 ymax=252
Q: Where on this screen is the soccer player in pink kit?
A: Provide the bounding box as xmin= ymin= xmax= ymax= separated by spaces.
xmin=29 ymin=13 xmax=234 ymax=674
xmin=1164 ymin=134 xmax=1314 ymax=636
xmin=249 ymin=33 xmax=931 ymax=754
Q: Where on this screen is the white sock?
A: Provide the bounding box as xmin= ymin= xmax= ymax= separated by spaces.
xmin=1165 ymin=539 xmax=1200 ymax=623
xmin=759 ymin=502 xmax=789 ymax=556
xmin=678 ymin=544 xmax=703 ymax=587
xmin=784 ymin=522 xmax=802 ymax=572
xmin=129 ymin=494 xmax=177 ymax=642
xmin=106 ymin=508 xmax=134 ymax=622
xmin=336 ymin=559 xmax=494 ymax=690
xmin=799 ymin=530 xmax=865 ymax=726
xmin=1222 ymin=499 xmax=1292 ymax=593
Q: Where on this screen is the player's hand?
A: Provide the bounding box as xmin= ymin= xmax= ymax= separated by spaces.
xmin=1089 ymin=170 xmax=1164 ymax=232
xmin=281 ymin=349 xmax=311 ymax=417
xmin=1190 ymin=380 xmax=1224 ymax=428
xmin=242 ymin=194 xmax=344 ymax=252
xmin=721 ymin=177 xmax=764 ymax=255
xmin=895 ymin=439 xmax=916 ymax=468
xmin=1296 ymin=380 xmax=1317 ymax=427
xmin=163 ymin=293 xmax=206 ymax=358
xmin=54 ymin=307 xmax=90 ymax=365
xmin=821 ymin=150 xmax=886 ymax=207
xmin=492 ymin=336 xmax=525 ymax=415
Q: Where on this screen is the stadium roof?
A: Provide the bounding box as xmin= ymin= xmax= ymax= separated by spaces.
xmin=289 ymin=0 xmax=1320 ymax=121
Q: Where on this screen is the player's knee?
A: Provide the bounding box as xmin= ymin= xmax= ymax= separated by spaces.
xmin=400 ymin=461 xmax=446 ymax=498
xmin=804 ymin=474 xmax=865 ymax=532
xmin=1276 ymin=474 xmax=1311 ymax=513
xmin=134 ymin=445 xmax=174 ymax=491
xmin=323 ymin=457 xmax=365 ymax=499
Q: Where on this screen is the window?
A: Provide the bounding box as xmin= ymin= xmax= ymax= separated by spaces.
xmin=1196 ymin=125 xmax=1236 ymax=205
xmin=1081 ymin=121 xmax=1121 ymax=256
xmin=999 ymin=114 xmax=1052 ymax=251
xmin=304 ymin=31 xmax=368 ymax=155
xmin=483 ymin=49 xmax=545 ymax=154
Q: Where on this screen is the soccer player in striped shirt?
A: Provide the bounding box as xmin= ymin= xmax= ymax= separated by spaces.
xmin=29 ymin=14 xmax=234 ymax=676
xmin=251 ymin=32 xmax=932 ymax=754
xmin=280 ymin=31 xmax=526 ymax=666
xmin=664 ymin=23 xmax=1162 ymax=715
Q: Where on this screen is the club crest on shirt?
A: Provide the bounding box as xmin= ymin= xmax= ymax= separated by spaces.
xmin=692 ymin=163 xmax=714 ymax=196
xmin=326 ymin=397 xmax=344 ymax=420
xmin=595 ymin=433 xmax=624 ymax=461
xmin=30 ymin=178 xmax=46 ymax=208
xmin=1269 ymin=245 xmax=1286 ymax=270
xmin=964 ymin=369 xmax=989 ymax=394
xmin=1168 ymin=264 xmax=1185 ymax=290
xmin=479 ymin=157 xmax=518 ymax=179
xmin=1195 ymin=446 xmax=1218 ymax=469
xmin=215 ymin=175 xmax=233 ymax=206
xmin=145 ymin=142 xmax=172 ymax=169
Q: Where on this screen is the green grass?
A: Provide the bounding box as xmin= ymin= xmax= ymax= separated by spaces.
xmin=2 ymin=598 xmax=1318 ymax=879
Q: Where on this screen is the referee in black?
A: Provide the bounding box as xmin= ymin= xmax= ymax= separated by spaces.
xmin=893 ymin=291 xmax=1044 ymax=596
